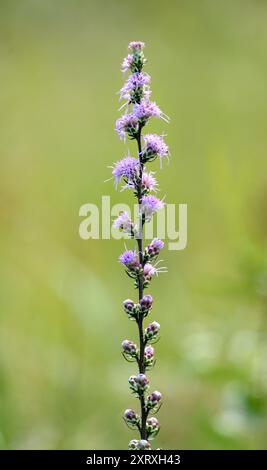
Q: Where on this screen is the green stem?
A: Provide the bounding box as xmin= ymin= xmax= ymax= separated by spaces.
xmin=136 ymin=124 xmax=147 ymax=440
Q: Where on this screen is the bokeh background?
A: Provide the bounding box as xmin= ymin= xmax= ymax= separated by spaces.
xmin=1 ymin=0 xmax=267 ymax=450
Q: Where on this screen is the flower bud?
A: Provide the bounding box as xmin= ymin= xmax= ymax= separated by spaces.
xmin=145 ymin=321 xmax=160 ymax=341
xmin=123 ymin=299 xmax=138 ymax=319
xmin=146 ymin=417 xmax=159 ymax=437
xmin=146 ymin=239 xmax=164 ymax=259
xmin=146 ymin=390 xmax=162 ymax=409
xmin=128 ymin=439 xmax=139 ymax=450
xmin=136 ymin=439 xmax=151 ymax=450
xmin=124 ymin=409 xmax=140 ymax=425
xmin=122 ymin=339 xmax=138 ymax=357
xmin=144 ymin=345 xmax=154 ymax=367
xmin=140 ymin=294 xmax=153 ymax=313
xmin=129 ymin=373 xmax=149 ymax=394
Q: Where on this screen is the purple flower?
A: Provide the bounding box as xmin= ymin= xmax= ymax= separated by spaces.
xmin=146 ymin=238 xmax=164 ymax=258
xmin=124 ymin=409 xmax=140 ymax=425
xmin=143 ymin=262 xmax=167 ymax=280
xmin=122 ymin=339 xmax=138 ymax=356
xmin=128 ymin=41 xmax=145 ymax=51
xmin=113 ymin=211 xmax=135 ymax=235
xmin=141 ymin=195 xmax=164 ymax=221
xmin=120 ymin=72 xmax=151 ymax=102
xmin=133 ymin=99 xmax=169 ymax=124
xmin=143 ymin=263 xmax=157 ymax=279
xmin=121 ymin=54 xmax=133 ymax=73
xmin=140 ymin=294 xmax=153 ymax=312
xmin=143 ymin=134 xmax=169 ymax=164
xmin=112 ymin=156 xmax=139 ymax=188
xmin=142 ymin=171 xmax=158 ymax=192
xmin=119 ymin=249 xmax=139 ymax=267
xmin=115 ymin=113 xmax=139 ymax=141
xmin=145 ymin=321 xmax=160 ymax=341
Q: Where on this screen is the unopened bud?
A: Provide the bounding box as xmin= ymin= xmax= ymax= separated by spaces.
xmin=145 ymin=321 xmax=160 ymax=341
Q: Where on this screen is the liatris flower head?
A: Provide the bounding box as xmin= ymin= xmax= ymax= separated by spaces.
xmin=122 ymin=339 xmax=138 ymax=357
xmin=142 ymin=171 xmax=158 ymax=193
xmin=121 ymin=54 xmax=134 ymax=73
xmin=144 ymin=345 xmax=155 ymax=367
xmin=128 ymin=41 xmax=145 ymax=51
xmin=115 ymin=41 xmax=170 ymax=449
xmin=113 ymin=211 xmax=136 ymax=236
xmin=143 ymin=263 xmax=157 ymax=279
xmin=119 ymin=250 xmax=141 ymax=277
xmin=124 ymin=409 xmax=140 ymax=426
xmin=129 ymin=373 xmax=149 ymax=395
xmin=142 ymin=134 xmax=169 ymax=164
xmin=141 ymin=195 xmax=164 ymax=221
xmin=143 ymin=262 xmax=167 ymax=286
xmin=140 ymin=294 xmax=153 ymax=313
xmin=125 ymin=41 xmax=146 ymax=74
xmin=112 ymin=156 xmax=139 ymax=189
xmin=115 ymin=113 xmax=139 ymax=141
xmin=146 ymin=417 xmax=159 ymax=438
xmin=146 ymin=390 xmax=162 ymax=410
xmin=120 ymin=72 xmax=151 ymax=103
xmin=133 ymin=99 xmax=169 ymax=126
xmin=123 ymin=298 xmax=140 ymax=320
xmin=145 ymin=321 xmax=161 ymax=341
xmin=145 ymin=239 xmax=164 ymax=260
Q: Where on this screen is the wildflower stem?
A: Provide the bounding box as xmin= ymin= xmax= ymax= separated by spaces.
xmin=136 ymin=124 xmax=147 ymax=440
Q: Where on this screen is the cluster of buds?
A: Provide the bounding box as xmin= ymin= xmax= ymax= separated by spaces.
xmin=112 ymin=41 xmax=169 ymax=449
xmin=122 ymin=340 xmax=138 ymax=360
xmin=123 ymin=299 xmax=139 ymax=320
xmin=129 ymin=373 xmax=149 ymax=396
xmin=129 ymin=439 xmax=151 ymax=450
xmin=123 ymin=295 xmax=153 ymax=321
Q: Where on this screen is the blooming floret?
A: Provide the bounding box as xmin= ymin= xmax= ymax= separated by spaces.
xmin=121 ymin=54 xmax=133 ymax=73
xmin=115 ymin=113 xmax=139 ymax=141
xmin=133 ymin=99 xmax=169 ymax=124
xmin=128 ymin=41 xmax=145 ymax=51
xmin=112 ymin=156 xmax=139 ymax=188
xmin=120 ymin=72 xmax=151 ymax=102
xmin=119 ymin=249 xmax=138 ymax=267
xmin=143 ymin=134 xmax=169 ymax=164
xmin=141 ymin=195 xmax=164 ymax=221
xmin=113 ymin=211 xmax=136 ymax=236
xmin=142 ymin=171 xmax=158 ymax=192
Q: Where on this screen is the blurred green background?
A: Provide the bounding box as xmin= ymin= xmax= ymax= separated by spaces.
xmin=1 ymin=0 xmax=267 ymax=450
